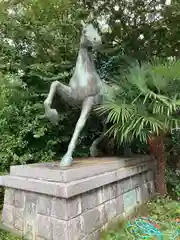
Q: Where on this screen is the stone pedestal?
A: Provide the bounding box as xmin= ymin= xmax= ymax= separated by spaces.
xmin=0 ymin=156 xmax=155 ymax=240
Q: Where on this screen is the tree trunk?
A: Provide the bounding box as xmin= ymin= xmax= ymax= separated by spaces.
xmin=148 ymin=134 xmax=167 ymax=196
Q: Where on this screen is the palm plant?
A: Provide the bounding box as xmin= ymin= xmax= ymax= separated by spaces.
xmin=98 ymin=59 xmax=180 ymax=144
xmin=97 ymin=59 xmax=180 ymax=196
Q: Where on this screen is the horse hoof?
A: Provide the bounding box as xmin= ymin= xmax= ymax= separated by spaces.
xmin=44 ymin=101 xmax=59 ymax=125
xmin=46 ymin=108 xmax=59 ymax=125
xmin=60 ymin=154 xmax=73 ymax=167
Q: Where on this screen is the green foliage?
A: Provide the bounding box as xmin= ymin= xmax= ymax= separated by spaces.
xmin=101 ymin=231 xmax=122 ymax=240
xmin=147 ymin=197 xmax=180 ymax=221
xmin=0 ymin=229 xmax=22 ymax=240
xmin=165 ymin=127 xmax=180 ymax=200
xmin=101 ymin=197 xmax=180 ymax=240
xmin=0 ymin=73 xmax=56 ymax=170
xmin=90 ymin=0 xmax=180 ymax=60
xmin=97 ymin=60 xmax=180 ymax=144
xmin=166 ymin=167 xmax=180 ymax=201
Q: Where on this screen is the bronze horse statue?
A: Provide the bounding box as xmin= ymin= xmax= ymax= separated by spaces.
xmin=44 ymin=20 xmax=116 ymax=167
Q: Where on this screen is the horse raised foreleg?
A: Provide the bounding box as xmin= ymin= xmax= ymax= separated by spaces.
xmin=60 ymin=96 xmax=95 ymax=167
xmin=44 ymin=81 xmax=72 ymax=125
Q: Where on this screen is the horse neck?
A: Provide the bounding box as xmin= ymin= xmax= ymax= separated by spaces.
xmin=75 ymin=42 xmax=96 ymax=72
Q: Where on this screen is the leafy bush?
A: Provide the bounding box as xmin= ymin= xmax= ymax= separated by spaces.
xmin=0 ymin=72 xmax=91 ymax=171
xmin=0 ymin=73 xmax=55 ymax=171
xmin=166 ymin=167 xmax=180 ymax=201
xmin=164 ymin=128 xmax=180 ymax=200
xmin=0 ymin=230 xmax=22 ymax=240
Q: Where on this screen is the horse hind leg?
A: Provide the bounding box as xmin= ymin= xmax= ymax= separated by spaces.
xmin=90 ymin=122 xmax=106 ymax=157
xmin=60 ymin=96 xmax=95 ymax=167
xmin=90 ymin=133 xmax=104 ymax=157
xmin=44 ymin=81 xmax=72 ymax=125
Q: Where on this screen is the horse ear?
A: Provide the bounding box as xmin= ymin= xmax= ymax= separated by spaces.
xmin=81 ymin=20 xmax=86 ymax=27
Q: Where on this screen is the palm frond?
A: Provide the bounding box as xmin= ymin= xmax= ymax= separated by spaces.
xmin=96 ymin=101 xmax=135 ymax=125
xmin=97 ymin=59 xmax=180 ymax=145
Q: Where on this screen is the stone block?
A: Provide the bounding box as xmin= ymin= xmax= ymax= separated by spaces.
xmin=146 ymin=182 xmax=152 ymax=197
xmin=81 ymin=189 xmax=99 ymax=212
xmin=131 ymin=174 xmax=141 ymax=189
xmin=10 ymin=156 xmax=150 ymax=183
xmin=82 ymin=207 xmax=102 ymax=235
xmin=146 ymin=171 xmax=154 ymax=182
xmin=14 ymin=190 xmax=24 ymax=208
xmin=52 ymin=218 xmax=68 ymax=240
xmin=67 ymin=216 xmax=85 ymax=240
xmin=23 ymin=220 xmax=35 ymax=240
xmin=23 ymin=193 xmax=37 ymax=239
xmin=24 ymin=192 xmax=37 ymax=220
xmin=115 ymin=163 xmax=149 ymax=181
xmin=2 ymin=204 xmax=14 ymax=227
xmin=37 ymin=194 xmax=52 ymax=216
xmin=123 ymin=189 xmax=137 ymax=211
xmin=0 ymin=175 xmax=66 ymax=198
xmin=51 ymin=196 xmax=81 ymax=220
xmin=98 ymin=205 xmax=107 ymax=226
xmin=36 ymin=214 xmax=52 ymax=240
xmin=136 ymin=187 xmax=142 ymax=204
xmin=136 ymin=181 xmax=155 ymax=205
xmin=104 ymin=199 xmax=117 ymax=221
xmin=149 ymin=181 xmax=155 ymax=196
xmin=14 ymin=208 xmax=23 ymax=232
xmin=0 ymin=157 xmax=152 ymax=199
xmin=139 ymin=163 xmax=150 ymax=173
xmin=117 ymin=178 xmax=132 ymax=195
xmin=4 ymin=188 xmax=15 ymax=205
xmin=140 ymin=183 xmax=150 ymax=202
xmin=67 ymin=171 xmax=116 ymax=198
xmin=141 ymin=170 xmax=154 ymax=184
xmin=140 ymin=172 xmax=146 ymax=184
xmin=99 ymin=184 xmax=117 ymax=203
xmin=145 ymin=181 xmax=155 ymax=198
xmin=115 ymin=195 xmax=124 ymax=215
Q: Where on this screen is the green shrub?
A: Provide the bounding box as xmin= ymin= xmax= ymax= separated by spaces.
xmin=0 ymin=73 xmax=81 ymax=171
xmin=166 ymin=167 xmax=180 ymax=201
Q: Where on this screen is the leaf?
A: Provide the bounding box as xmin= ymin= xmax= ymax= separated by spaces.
xmin=98 ymin=60 xmax=180 ymax=144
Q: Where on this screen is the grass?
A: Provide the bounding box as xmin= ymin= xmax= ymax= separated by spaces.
xmin=101 ymin=197 xmax=180 ymax=240
xmin=0 ymin=229 xmax=22 ymax=240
